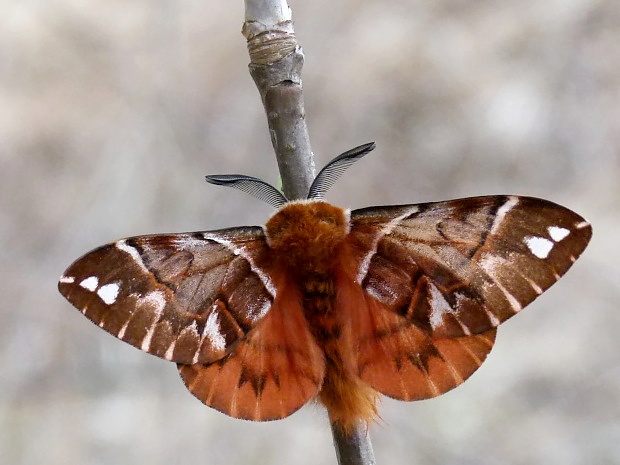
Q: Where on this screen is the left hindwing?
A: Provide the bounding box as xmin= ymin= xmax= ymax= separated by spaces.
xmin=58 ymin=227 xmax=275 ymax=365
xmin=349 ymin=195 xmax=592 ymax=338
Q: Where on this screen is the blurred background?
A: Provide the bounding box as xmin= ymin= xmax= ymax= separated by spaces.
xmin=1 ymin=0 xmax=618 ymax=464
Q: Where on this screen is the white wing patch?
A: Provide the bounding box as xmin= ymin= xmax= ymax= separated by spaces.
xmin=117 ymin=319 xmax=131 ymax=339
xmin=164 ymin=340 xmax=177 ymax=361
xmin=548 ymin=226 xmax=570 ymax=242
xmin=78 ymin=276 xmax=123 ymax=306
xmin=365 ymin=278 xmax=399 ymax=306
xmin=79 ymin=276 xmax=99 ymax=292
xmin=246 ymin=300 xmax=271 ymax=324
xmin=170 ymin=235 xmax=209 ymax=248
xmin=203 ymin=310 xmax=226 ymax=353
xmin=141 ymin=325 xmax=157 ymax=352
xmin=97 ymin=283 xmax=120 ymax=305
xmin=524 ymin=236 xmax=554 ymax=259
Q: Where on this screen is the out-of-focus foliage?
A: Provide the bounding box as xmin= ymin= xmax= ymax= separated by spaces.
xmin=1 ymin=1 xmax=618 ymax=464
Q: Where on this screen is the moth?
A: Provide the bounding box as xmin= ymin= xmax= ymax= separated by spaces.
xmin=59 ymin=143 xmax=591 ymax=433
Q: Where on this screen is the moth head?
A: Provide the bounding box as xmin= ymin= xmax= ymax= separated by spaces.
xmin=204 ymin=142 xmax=376 ymax=207
xmin=264 ymin=200 xmax=350 ymax=271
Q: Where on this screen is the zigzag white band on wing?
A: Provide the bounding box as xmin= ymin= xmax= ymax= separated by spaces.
xmin=204 ymin=233 xmax=276 ymax=297
xmin=355 ymin=206 xmax=420 ymax=285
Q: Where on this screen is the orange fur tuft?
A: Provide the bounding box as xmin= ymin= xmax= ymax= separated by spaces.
xmin=318 ymin=362 xmax=380 ymax=433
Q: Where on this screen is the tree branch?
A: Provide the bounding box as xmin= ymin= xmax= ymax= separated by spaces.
xmin=243 ymin=1 xmax=377 ymax=464
xmin=330 ymin=419 xmax=377 ymax=465
xmin=243 ymin=0 xmax=314 ymax=200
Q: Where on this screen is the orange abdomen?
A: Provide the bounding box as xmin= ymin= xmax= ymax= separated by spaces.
xmin=296 ymin=256 xmax=380 ymax=432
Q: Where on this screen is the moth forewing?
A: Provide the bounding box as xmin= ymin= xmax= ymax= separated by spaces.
xmin=59 ymin=229 xmax=276 ymax=365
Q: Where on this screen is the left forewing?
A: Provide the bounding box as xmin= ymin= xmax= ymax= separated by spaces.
xmin=59 ymin=227 xmax=274 ymax=365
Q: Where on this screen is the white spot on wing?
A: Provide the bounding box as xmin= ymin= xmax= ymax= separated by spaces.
xmin=97 ymin=283 xmax=120 ymax=305
xmin=181 ymin=322 xmax=200 ymax=363
xmin=491 ymin=196 xmax=519 ymax=234
xmin=343 ymin=208 xmax=352 ymax=235
xmin=79 ymin=276 xmax=99 ymax=292
xmin=479 ymin=253 xmax=501 ymax=277
xmin=247 ymin=300 xmax=271 ymax=323
xmin=364 ymin=286 xmax=382 ymax=302
xmin=575 ymin=221 xmax=589 ymax=229
xmin=548 ymin=226 xmax=570 ymax=242
xmin=204 ymin=233 xmax=241 ymax=255
xmin=59 ymin=276 xmax=75 ymax=284
xmin=485 ymin=308 xmax=501 ymax=326
xmin=169 ymin=235 xmax=206 ymax=248
xmin=366 ymin=279 xmax=398 ymax=305
xmin=524 ymin=236 xmax=554 ymax=259
xmin=525 ymin=276 xmax=543 ymax=295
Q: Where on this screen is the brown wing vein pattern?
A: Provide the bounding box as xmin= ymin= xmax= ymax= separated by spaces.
xmin=351 ymin=196 xmax=592 ymax=339
xmin=58 ymin=227 xmax=273 ymax=365
xmin=352 ymin=290 xmax=497 ymax=401
xmin=178 ymin=283 xmax=325 ymax=422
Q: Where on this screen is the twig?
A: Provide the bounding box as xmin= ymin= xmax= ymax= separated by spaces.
xmin=242 ymin=1 xmax=377 ymax=464
xmin=243 ymin=0 xmax=314 ymax=200
xmin=330 ymin=418 xmax=377 ymax=465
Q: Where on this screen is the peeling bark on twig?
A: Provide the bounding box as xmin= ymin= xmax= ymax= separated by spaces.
xmin=243 ymin=5 xmax=314 ymax=200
